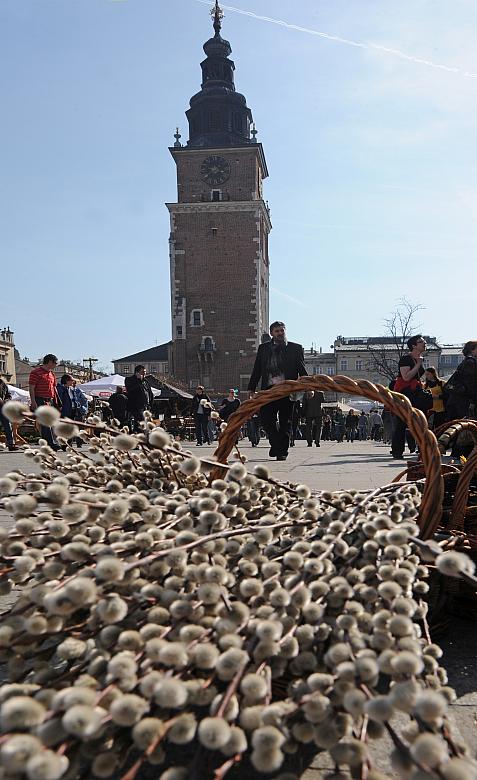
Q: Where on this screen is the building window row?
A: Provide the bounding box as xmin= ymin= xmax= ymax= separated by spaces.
xmin=310 ymin=365 xmax=335 ymax=376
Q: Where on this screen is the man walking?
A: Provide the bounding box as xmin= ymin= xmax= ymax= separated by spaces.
xmin=248 ymin=321 xmax=306 ymax=461
xmin=125 ymin=366 xmax=153 ymax=433
xmin=368 ymin=408 xmax=383 ymax=441
xmin=29 ymin=354 xmax=61 ymax=451
xmin=302 ymin=390 xmax=325 ymax=447
xmin=345 ymin=410 xmax=358 ymax=442
xmin=357 ymin=412 xmax=368 ymax=440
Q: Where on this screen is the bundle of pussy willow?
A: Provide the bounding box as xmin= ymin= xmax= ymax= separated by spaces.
xmin=0 ymin=401 xmax=475 ymax=780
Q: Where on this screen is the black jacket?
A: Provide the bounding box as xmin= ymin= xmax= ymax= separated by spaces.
xmin=124 ymin=375 xmax=153 ymax=412
xmin=0 ymin=379 xmax=12 ymax=406
xmin=248 ymin=340 xmax=307 ymax=392
xmin=109 ymin=392 xmax=128 ymax=422
xmin=191 ymin=393 xmax=212 ymax=416
xmin=302 ymin=391 xmax=325 ymax=418
xmin=219 ymin=397 xmax=241 ymax=421
xmin=445 ymin=356 xmax=477 ymax=418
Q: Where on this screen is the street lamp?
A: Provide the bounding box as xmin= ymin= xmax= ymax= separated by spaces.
xmin=82 ymin=357 xmax=98 ymax=381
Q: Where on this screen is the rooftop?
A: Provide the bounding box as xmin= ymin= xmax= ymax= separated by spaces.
xmin=335 ymin=342 xmax=440 ymax=352
xmin=113 ymin=342 xmax=171 ymax=363
xmin=335 ymin=335 xmax=438 ymax=346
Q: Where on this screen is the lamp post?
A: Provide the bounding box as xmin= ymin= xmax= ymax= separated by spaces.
xmin=82 ymin=357 xmax=98 ymax=381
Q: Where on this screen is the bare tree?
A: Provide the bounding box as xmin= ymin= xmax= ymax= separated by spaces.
xmin=365 ymin=298 xmax=424 ymax=382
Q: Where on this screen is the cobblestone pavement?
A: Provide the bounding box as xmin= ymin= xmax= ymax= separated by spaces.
xmin=191 ymin=437 xmax=408 ymax=491
xmin=0 ymin=441 xmax=476 ymax=774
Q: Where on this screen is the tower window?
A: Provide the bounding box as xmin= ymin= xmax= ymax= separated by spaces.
xmin=176 ymin=326 xmax=182 ymax=336
xmin=191 ymin=309 xmax=203 ymax=327
xmin=211 ymin=190 xmax=221 ymax=202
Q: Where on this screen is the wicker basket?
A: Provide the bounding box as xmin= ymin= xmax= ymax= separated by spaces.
xmin=212 ymin=375 xmax=444 ymax=540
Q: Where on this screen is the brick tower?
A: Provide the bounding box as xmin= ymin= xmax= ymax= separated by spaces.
xmin=167 ymin=1 xmax=271 ymax=395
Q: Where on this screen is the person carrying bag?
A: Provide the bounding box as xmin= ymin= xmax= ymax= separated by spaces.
xmin=391 ymin=335 xmax=432 ymax=459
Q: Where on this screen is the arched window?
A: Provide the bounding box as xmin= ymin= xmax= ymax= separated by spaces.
xmin=203 ymin=337 xmax=213 ymax=352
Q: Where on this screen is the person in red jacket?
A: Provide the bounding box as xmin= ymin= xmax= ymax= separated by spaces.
xmin=29 ymin=354 xmax=60 ymax=451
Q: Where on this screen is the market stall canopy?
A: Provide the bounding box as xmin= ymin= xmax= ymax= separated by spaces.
xmin=77 ymin=375 xmax=161 ymax=399
xmin=146 ymin=376 xmax=193 ymax=400
xmin=7 ymin=385 xmax=30 ymax=403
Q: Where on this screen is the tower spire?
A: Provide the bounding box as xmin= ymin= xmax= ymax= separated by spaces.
xmin=211 ymin=1 xmax=224 ymax=36
xmin=184 ymin=0 xmax=254 ymax=148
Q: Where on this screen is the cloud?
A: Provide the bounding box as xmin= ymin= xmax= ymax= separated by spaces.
xmin=271 ymin=287 xmax=308 ymax=308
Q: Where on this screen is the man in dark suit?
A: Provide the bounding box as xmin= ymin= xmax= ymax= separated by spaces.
xmin=125 ymin=365 xmax=154 ymax=433
xmin=248 ymin=321 xmax=307 ymax=461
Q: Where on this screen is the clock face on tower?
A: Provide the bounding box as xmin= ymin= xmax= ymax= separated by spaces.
xmin=200 ymin=155 xmax=230 ymax=186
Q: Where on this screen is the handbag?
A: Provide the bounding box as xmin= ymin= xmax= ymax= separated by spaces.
xmin=394 ymin=376 xmax=433 ymax=412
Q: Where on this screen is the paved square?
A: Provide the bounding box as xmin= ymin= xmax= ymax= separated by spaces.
xmin=193 ymin=438 xmax=408 ymax=492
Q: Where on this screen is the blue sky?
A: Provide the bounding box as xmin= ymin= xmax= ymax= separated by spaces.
xmin=1 ymin=0 xmax=476 ymax=370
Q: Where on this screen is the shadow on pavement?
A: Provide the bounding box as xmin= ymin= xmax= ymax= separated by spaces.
xmin=439 ymin=617 xmax=477 ymax=697
xmin=300 ymin=459 xmax=398 ymax=468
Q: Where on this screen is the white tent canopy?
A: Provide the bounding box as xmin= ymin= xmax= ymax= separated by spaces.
xmin=77 ymin=375 xmax=160 ymax=399
xmin=7 ymin=385 xmax=30 ymax=403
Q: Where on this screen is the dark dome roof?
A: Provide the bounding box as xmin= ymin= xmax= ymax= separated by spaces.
xmin=203 ymin=34 xmax=231 ymax=59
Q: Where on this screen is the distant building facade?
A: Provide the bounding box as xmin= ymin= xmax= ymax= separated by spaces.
xmin=14 ymin=353 xmax=35 ymax=389
xmin=15 ymin=351 xmax=104 ymax=389
xmin=438 ymin=345 xmax=463 ymax=377
xmin=0 ymin=327 xmax=16 ymax=383
xmin=113 ymin=343 xmax=171 ymax=377
xmin=53 ymin=361 xmax=104 ymax=384
xmin=304 ymin=348 xmax=336 ymax=378
xmin=333 ymin=335 xmax=441 ymax=387
xmin=303 ymin=348 xmax=337 ymax=401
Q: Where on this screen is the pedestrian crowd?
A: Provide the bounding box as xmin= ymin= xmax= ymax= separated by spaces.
xmin=0 ymin=358 xmax=156 ymax=452
xmin=1 ymin=333 xmax=476 ymax=464
xmin=244 ymin=325 xmax=477 ymax=463
xmin=0 ymin=354 xmax=89 ymax=452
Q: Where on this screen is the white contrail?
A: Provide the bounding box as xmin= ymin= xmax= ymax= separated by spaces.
xmin=271 ymin=287 xmax=308 ymax=308
xmin=193 ymin=0 xmax=477 ymax=80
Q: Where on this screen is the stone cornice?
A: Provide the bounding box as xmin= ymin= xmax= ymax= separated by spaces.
xmin=166 ymin=199 xmax=272 ymax=232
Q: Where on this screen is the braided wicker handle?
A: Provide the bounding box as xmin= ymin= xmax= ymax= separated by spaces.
xmin=212 ymin=375 xmax=444 ymax=540
xmin=451 ymin=445 xmax=477 ymax=532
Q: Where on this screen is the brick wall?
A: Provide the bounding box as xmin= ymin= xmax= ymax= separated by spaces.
xmin=167 ymin=145 xmax=271 ymax=395
xmin=172 ymin=147 xmax=262 ymax=204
